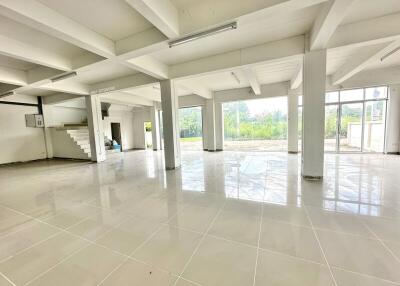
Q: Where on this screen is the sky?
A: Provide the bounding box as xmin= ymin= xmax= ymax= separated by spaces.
xmin=243 ymin=96 xmax=287 ymax=116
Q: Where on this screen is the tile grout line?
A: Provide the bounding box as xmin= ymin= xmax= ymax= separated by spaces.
xmin=7 ymin=204 xmax=164 ymax=286
xmin=5 ymin=199 xmax=399 ymax=286
xmin=332 ymin=265 xmax=400 ymax=285
xmin=0 ymin=271 xmax=16 ymax=286
xmin=359 ymin=218 xmax=400 ymax=263
xmin=0 ymin=219 xmax=81 ymax=264
xmin=303 ymin=203 xmax=339 ymax=286
xmin=171 ymin=201 xmax=228 ymax=286
xmin=95 ymin=200 xmax=196 ymax=286
xmin=252 ymin=202 xmax=264 ymax=286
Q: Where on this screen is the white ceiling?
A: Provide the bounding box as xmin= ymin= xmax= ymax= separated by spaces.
xmin=0 ymin=54 xmax=37 ymax=71
xmin=0 ymin=15 xmax=88 ymax=59
xmin=38 ymin=0 xmax=153 ymax=41
xmin=71 ymin=62 xmax=137 ymax=85
xmin=151 ymin=5 xmax=320 ymax=65
xmin=341 ymin=0 xmax=400 ymax=25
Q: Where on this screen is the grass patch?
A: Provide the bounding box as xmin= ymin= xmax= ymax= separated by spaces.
xmin=180 ymin=137 xmax=202 ymax=142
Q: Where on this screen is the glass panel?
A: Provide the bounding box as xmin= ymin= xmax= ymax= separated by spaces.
xmin=325 ymin=105 xmax=338 ymax=151
xmin=339 ymin=103 xmax=363 ymax=152
xmin=363 ymin=100 xmax=386 ymax=152
xmin=223 ymin=97 xmax=288 ymax=151
xmin=340 ymin=89 xmax=364 ymax=102
xmin=179 ymin=106 xmax=203 ymax=151
xmin=365 ymin=86 xmax=387 ymax=100
xmin=298 ymin=95 xmax=303 ymax=106
xmin=326 ymin=92 xmax=339 ymax=103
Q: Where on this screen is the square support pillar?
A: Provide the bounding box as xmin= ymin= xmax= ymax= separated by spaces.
xmin=386 ymin=85 xmax=400 ymax=154
xmin=302 ymin=49 xmax=326 ymax=180
xmin=160 ymin=80 xmax=181 ymax=170
xmin=150 ymin=105 xmax=161 ymax=151
xmin=215 ymin=101 xmax=224 ymax=151
xmin=41 ymin=104 xmax=54 ymax=158
xmin=86 ymin=95 xmax=106 ymax=162
xmin=288 ymin=93 xmax=299 ymax=154
xmin=205 ymin=99 xmax=216 ymax=151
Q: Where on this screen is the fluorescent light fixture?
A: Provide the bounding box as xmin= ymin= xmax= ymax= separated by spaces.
xmin=169 ymin=22 xmax=237 ymax=48
xmin=231 ymin=72 xmax=241 ymax=84
xmin=0 ymin=91 xmax=14 ymax=98
xmin=381 ymin=46 xmax=400 ymax=62
xmin=51 ymin=71 xmax=77 ymax=82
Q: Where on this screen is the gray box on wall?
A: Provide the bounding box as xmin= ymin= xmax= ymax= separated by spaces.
xmin=25 ymin=114 xmax=44 ymax=128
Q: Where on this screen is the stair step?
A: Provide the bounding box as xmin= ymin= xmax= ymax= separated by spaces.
xmin=67 ymin=130 xmax=89 ymax=135
xmin=80 ymin=144 xmax=90 ymax=150
xmin=76 ymin=139 xmax=90 ymax=145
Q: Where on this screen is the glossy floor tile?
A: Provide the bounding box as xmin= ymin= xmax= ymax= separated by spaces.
xmin=259 ymin=219 xmax=324 ymax=263
xmin=0 ymin=151 xmax=400 ymax=285
xmin=27 ymin=244 xmax=125 ymax=286
xmin=0 ymin=232 xmax=89 ymax=285
xmin=100 ymin=259 xmax=177 ymax=286
xmin=254 ymin=249 xmax=335 ymax=286
xmin=182 ymin=235 xmax=257 ymax=286
xmin=317 ymin=229 xmax=400 ymax=283
xmin=133 ymin=225 xmax=202 ymax=274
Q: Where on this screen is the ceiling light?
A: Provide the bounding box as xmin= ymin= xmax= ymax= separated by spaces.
xmin=231 ymin=72 xmax=241 ymax=84
xmin=169 ymin=22 xmax=237 ymax=48
xmin=0 ymin=91 xmax=14 ymax=98
xmin=51 ymin=71 xmax=77 ymax=82
xmin=381 ymin=46 xmax=400 ymax=62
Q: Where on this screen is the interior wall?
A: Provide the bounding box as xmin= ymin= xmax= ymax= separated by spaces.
xmin=103 ymin=106 xmax=135 ymax=150
xmin=0 ymin=95 xmax=47 ymax=164
xmin=132 ymin=109 xmax=151 ymax=149
xmin=45 ymin=106 xmax=87 ymax=127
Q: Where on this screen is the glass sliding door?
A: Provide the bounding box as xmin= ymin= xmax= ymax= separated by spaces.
xmin=339 ymin=103 xmax=363 ymax=152
xmin=363 ymin=100 xmax=386 ymax=152
xmin=324 ymin=105 xmax=338 ymax=151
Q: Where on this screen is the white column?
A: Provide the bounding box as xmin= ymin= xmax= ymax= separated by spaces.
xmin=302 ymin=49 xmax=326 ymax=179
xmin=386 ymin=85 xmax=400 ymax=154
xmin=41 ymin=104 xmax=54 ymax=158
xmin=215 ymin=101 xmax=224 ymax=151
xmin=85 ymin=95 xmax=106 ymax=162
xmin=150 ymin=105 xmax=161 ymax=151
xmin=288 ymin=93 xmax=299 ymax=153
xmin=160 ymin=79 xmax=181 ymax=170
xmin=205 ymin=99 xmax=216 ymax=151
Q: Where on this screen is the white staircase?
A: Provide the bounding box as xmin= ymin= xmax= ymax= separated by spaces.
xmin=66 ymin=128 xmax=91 ymax=159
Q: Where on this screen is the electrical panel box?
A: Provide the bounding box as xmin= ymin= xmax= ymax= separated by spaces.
xmin=25 ymin=114 xmax=44 ymax=128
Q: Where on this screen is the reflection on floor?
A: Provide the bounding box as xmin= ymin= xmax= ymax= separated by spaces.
xmin=224 ymin=139 xmax=288 ymax=152
xmin=0 ymin=151 xmax=400 ymax=286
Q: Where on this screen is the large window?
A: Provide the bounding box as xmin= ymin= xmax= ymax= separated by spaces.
xmin=223 ymin=97 xmax=288 ymax=151
xmin=179 ymin=106 xmax=203 ymax=151
xmin=325 ymin=86 xmax=388 ymax=153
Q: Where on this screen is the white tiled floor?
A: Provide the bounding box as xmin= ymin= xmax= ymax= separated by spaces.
xmin=1 ymin=150 xmax=400 ymax=285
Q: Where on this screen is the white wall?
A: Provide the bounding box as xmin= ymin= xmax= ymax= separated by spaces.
xmin=0 ymin=95 xmax=47 ymax=164
xmin=132 ymin=109 xmax=151 ymax=149
xmin=103 ymin=105 xmax=135 ymax=150
xmin=45 ymin=106 xmax=87 ymax=127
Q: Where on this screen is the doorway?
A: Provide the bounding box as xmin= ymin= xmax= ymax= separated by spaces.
xmin=111 ymin=122 xmax=122 ymax=150
xmin=144 ymin=121 xmax=153 ymax=149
